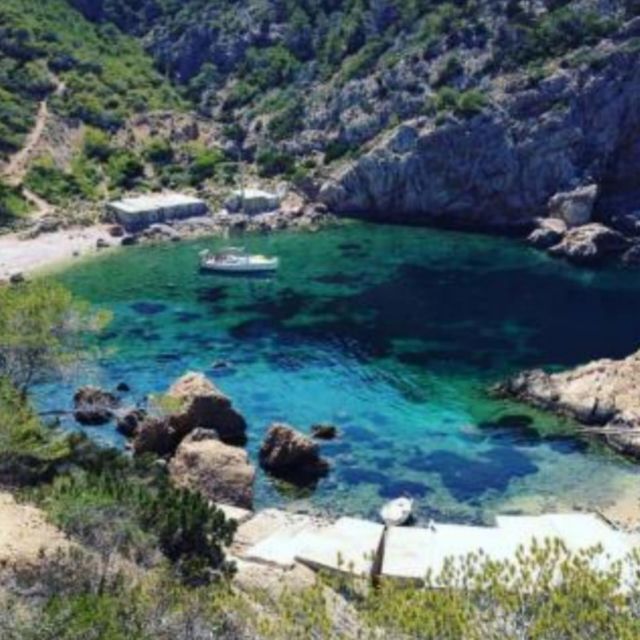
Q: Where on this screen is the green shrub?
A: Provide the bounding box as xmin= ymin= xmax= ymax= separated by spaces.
xmin=324 ymin=139 xmax=354 ymax=164
xmin=0 ymin=178 xmax=30 ymax=223
xmin=107 ymin=150 xmax=144 ymax=190
xmin=188 ymin=145 xmax=226 ymax=186
xmin=267 ymin=101 xmax=304 ymax=141
xmin=143 ymin=138 xmax=174 ymax=165
xmin=431 ymin=87 xmax=487 ymax=118
xmin=256 ymin=146 xmax=295 ymax=177
xmin=0 ymin=280 xmax=109 ymax=393
xmin=0 ymin=378 xmax=71 ymax=484
xmin=37 ymin=470 xmax=236 ymax=584
xmin=24 ymin=157 xmax=73 ymax=203
xmin=83 ymin=127 xmax=113 ymax=161
xmin=456 ymin=89 xmax=487 ymax=116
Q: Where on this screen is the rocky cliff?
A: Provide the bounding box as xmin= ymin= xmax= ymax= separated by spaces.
xmin=495 ymin=349 xmax=640 ymax=459
xmin=320 ymin=23 xmax=640 ymax=229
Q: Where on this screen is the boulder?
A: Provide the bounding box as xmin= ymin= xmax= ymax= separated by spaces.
xmin=116 ymin=408 xmax=146 ymax=438
xmin=73 ymin=386 xmax=119 ymax=426
xmin=169 ymin=433 xmax=255 ymax=508
xmin=547 ymin=185 xmax=598 ymax=227
xmin=121 ymin=235 xmax=139 ymax=247
xmin=260 ymin=423 xmax=329 ymax=486
xmin=166 ymin=372 xmax=247 ymax=445
xmin=96 ymin=238 xmax=110 ymax=250
xmin=526 ymin=217 xmax=567 ymax=249
xmin=495 ymin=349 xmax=640 ymax=458
xmin=107 ymin=225 xmax=125 ymax=238
xmin=310 ymin=423 xmax=338 ymax=440
xmin=547 ymin=223 xmax=628 ymax=265
xmin=132 ymin=417 xmax=175 ymax=457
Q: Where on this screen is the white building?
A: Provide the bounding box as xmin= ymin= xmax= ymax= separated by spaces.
xmin=107 ymin=193 xmax=208 ymax=231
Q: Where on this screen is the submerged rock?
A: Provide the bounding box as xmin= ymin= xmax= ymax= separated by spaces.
xmin=169 ymin=432 xmax=255 ymax=509
xmin=494 ymin=349 xmax=640 ymax=458
xmin=310 ymin=423 xmax=338 ymax=440
xmin=73 ymin=386 xmax=119 ymax=426
xmin=260 ymin=423 xmax=329 ymax=486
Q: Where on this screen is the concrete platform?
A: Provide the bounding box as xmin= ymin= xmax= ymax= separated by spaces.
xmin=381 ymin=526 xmax=434 ymax=581
xmin=243 ymin=517 xmax=328 ymax=568
xmin=232 ymin=509 xmax=318 ymax=557
xmin=296 ymin=517 xmax=385 ymax=577
xmin=381 ymin=513 xmax=640 ymax=583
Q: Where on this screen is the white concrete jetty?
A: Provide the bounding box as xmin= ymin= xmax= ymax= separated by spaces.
xmin=229 ymin=508 xmax=640 ymax=585
xmin=381 ymin=513 xmax=640 ymax=583
xmin=295 ymin=517 xmax=385 ymax=577
xmin=106 ymin=193 xmax=208 ymax=231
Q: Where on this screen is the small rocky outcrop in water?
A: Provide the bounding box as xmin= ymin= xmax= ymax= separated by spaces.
xmin=169 ymin=429 xmax=255 ymax=509
xmin=547 ymin=223 xmax=629 ymax=265
xmin=73 ymin=386 xmax=119 ymax=425
xmin=131 ymin=372 xmax=247 ymax=455
xmin=310 ymin=424 xmax=338 ymax=440
xmin=260 ymin=423 xmax=329 ymax=486
xmin=494 ymin=350 xmax=640 ymax=458
xmin=166 ymin=372 xmax=247 ymax=446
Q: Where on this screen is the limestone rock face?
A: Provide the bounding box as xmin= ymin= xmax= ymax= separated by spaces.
xmin=169 ymin=434 xmax=255 ymax=508
xmin=73 ymin=386 xmax=119 ymax=425
xmin=495 ymin=350 xmax=640 ymax=458
xmin=260 ymin=423 xmax=329 ymax=486
xmin=547 ymin=223 xmax=628 ymax=265
xmin=320 ymin=50 xmax=640 ymax=229
xmin=167 ymin=372 xmax=247 ymax=445
xmin=547 ymin=185 xmax=598 ymax=227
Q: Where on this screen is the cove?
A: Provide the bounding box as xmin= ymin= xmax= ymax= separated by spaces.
xmin=40 ymin=222 xmax=640 ymax=524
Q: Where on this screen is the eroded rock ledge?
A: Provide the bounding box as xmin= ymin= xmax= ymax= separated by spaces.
xmin=494 ymin=350 xmax=640 ymax=458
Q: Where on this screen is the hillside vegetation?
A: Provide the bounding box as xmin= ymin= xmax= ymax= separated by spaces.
xmin=2 ymin=0 xmax=640 ymax=226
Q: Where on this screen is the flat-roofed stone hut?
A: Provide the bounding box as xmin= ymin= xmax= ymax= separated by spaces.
xmin=106 ymin=193 xmax=208 ymax=231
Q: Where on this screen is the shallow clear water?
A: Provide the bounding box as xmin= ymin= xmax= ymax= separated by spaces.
xmin=42 ymin=222 xmax=640 ymax=523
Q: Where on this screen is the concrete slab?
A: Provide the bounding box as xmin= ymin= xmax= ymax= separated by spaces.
xmin=244 ymin=518 xmax=329 ymax=568
xmin=296 ymin=517 xmax=384 ymax=577
xmin=232 ymin=509 xmax=314 ymax=556
xmin=381 ymin=526 xmax=435 ymax=580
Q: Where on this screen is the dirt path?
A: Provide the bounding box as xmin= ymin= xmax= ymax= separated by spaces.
xmin=1 ymin=77 xmax=65 ymax=216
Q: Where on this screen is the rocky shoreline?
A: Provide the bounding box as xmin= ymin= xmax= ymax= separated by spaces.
xmin=0 ymin=196 xmax=335 ymax=283
xmin=494 ymin=350 xmax=640 ymax=459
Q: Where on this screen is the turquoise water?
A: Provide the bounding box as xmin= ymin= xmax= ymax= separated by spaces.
xmin=43 ymin=222 xmax=640 ymax=523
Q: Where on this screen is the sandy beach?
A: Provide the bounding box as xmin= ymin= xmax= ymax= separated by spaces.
xmin=0 ymin=225 xmax=113 ymax=281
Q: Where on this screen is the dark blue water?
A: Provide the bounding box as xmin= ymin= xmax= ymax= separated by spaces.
xmin=41 ymin=222 xmax=640 ymax=523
